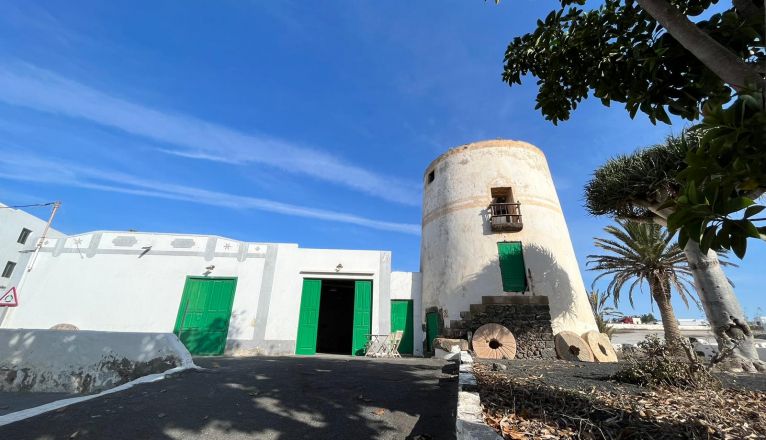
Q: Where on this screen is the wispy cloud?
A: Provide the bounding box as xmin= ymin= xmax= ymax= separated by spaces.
xmin=0 ymin=62 xmax=421 ymax=206
xmin=0 ymin=151 xmax=420 ymax=235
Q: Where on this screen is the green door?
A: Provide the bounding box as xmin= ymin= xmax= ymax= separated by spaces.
xmin=390 ymin=300 xmax=414 ymax=355
xmin=351 ymin=280 xmax=372 ymax=356
xmin=173 ymin=277 xmax=237 ymax=356
xmin=498 ymin=241 xmax=527 ymax=292
xmin=425 ymin=311 xmax=439 ymax=352
xmin=295 ymin=279 xmax=322 ymax=355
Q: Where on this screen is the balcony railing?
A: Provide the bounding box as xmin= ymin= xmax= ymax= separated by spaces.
xmin=489 ymin=202 xmax=523 ymax=232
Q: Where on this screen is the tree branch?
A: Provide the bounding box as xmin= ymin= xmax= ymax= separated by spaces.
xmin=637 ymin=0 xmax=763 ymax=90
xmin=732 ymin=0 xmax=763 ymax=22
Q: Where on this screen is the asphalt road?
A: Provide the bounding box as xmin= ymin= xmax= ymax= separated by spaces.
xmin=0 ymin=355 xmax=457 ymax=440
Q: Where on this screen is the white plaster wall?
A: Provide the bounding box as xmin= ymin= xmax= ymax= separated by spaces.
xmin=390 ymin=271 xmax=423 ymax=356
xmin=421 ymin=140 xmax=597 ymax=335
xmin=264 ymin=247 xmax=391 ymax=342
xmin=1 ymin=232 xmax=268 ymax=341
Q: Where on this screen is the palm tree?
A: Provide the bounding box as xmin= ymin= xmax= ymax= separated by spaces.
xmin=587 ymin=220 xmax=696 ymax=346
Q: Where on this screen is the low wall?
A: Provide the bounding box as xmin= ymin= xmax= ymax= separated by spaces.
xmin=0 ymin=329 xmax=194 ymax=393
xmin=468 ymin=296 xmax=555 ymax=359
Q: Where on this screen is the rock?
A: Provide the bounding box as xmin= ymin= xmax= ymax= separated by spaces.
xmin=554 ymin=331 xmax=594 ymax=362
xmin=432 ymin=338 xmax=468 ymax=352
xmin=472 ymin=323 xmax=517 ymax=360
xmin=491 ymin=362 xmax=507 ymax=371
xmin=582 ymin=331 xmax=618 ymax=362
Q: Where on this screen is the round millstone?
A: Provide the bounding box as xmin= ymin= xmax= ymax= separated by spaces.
xmin=49 ymin=323 xmax=79 ymax=331
xmin=554 ymin=331 xmax=594 ymax=362
xmin=583 ymin=331 xmax=618 ymax=363
xmin=472 ymin=323 xmax=517 ymax=360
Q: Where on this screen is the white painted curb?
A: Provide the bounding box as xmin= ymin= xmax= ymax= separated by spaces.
xmin=0 ymin=363 xmax=200 ymax=427
xmin=455 ymin=351 xmax=502 ymax=440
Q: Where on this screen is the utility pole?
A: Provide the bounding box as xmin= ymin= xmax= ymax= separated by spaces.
xmin=26 ymin=201 xmax=61 ymax=273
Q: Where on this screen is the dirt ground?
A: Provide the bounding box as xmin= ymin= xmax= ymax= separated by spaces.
xmin=474 ymin=359 xmax=766 ymax=439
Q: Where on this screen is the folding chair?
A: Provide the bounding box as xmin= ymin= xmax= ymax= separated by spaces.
xmin=388 ymin=330 xmax=404 ymax=358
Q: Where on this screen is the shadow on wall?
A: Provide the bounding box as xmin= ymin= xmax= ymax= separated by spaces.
xmin=523 ymin=244 xmax=581 ymax=329
xmin=0 ymin=357 xmax=458 ymax=440
xmin=457 ymin=244 xmax=581 ymax=327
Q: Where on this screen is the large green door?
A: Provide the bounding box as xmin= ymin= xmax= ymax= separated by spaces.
xmin=295 ymin=279 xmax=322 ymax=355
xmin=390 ymin=300 xmax=414 ymax=355
xmin=425 ymin=311 xmax=439 ymax=352
xmin=498 ymin=241 xmax=527 ymax=292
xmin=173 ymin=277 xmax=237 ymax=356
xmin=351 ymin=280 xmax=372 ymax=356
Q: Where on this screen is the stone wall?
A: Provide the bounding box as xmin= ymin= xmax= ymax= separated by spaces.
xmin=468 ymin=296 xmax=555 ymax=359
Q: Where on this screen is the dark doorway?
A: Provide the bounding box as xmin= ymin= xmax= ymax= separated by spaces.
xmin=316 ymin=279 xmax=355 ymax=354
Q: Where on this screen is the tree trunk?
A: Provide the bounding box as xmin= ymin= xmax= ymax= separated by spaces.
xmin=649 ymin=276 xmax=683 ymax=346
xmin=684 ymin=240 xmax=765 ymax=372
xmin=636 ymin=0 xmax=763 ymax=90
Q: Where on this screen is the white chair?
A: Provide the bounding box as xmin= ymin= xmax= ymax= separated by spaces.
xmin=387 ymin=330 xmax=404 ymax=358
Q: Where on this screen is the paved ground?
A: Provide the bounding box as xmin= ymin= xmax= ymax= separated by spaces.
xmin=0 ymin=392 xmax=79 ymax=416
xmin=0 ymin=355 xmax=457 ymax=440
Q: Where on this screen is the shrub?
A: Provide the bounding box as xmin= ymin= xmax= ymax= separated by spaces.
xmin=612 ymin=335 xmax=718 ymax=389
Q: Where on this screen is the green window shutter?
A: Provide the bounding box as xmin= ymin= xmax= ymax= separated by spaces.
xmin=295 ymin=279 xmax=322 ymax=355
xmin=497 ymin=242 xmax=527 ymax=292
xmin=425 ymin=312 xmax=439 ymax=352
xmin=351 ymin=280 xmax=372 ymax=356
xmin=390 ymin=300 xmax=414 ymax=355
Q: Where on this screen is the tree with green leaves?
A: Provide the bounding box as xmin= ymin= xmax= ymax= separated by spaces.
xmin=640 ymin=313 xmax=657 ymax=323
xmin=498 ymin=0 xmax=765 ymax=255
xmin=585 ymin=133 xmax=764 ymax=371
xmin=588 ymin=220 xmax=695 ymax=345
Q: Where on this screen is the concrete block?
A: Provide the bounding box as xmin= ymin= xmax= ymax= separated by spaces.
xmin=433 ymin=337 xmax=469 ymax=352
xmin=0 ymin=329 xmax=194 ymax=393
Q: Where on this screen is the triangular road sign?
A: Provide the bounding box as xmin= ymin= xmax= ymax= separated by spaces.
xmin=0 ymin=287 xmax=18 ymax=307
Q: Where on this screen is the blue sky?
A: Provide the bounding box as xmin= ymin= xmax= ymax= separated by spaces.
xmin=0 ymin=1 xmax=763 ymax=319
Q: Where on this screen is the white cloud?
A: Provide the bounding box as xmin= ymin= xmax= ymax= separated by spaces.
xmin=0 ymin=62 xmax=421 ymax=206
xmin=0 ymin=151 xmax=420 ymax=235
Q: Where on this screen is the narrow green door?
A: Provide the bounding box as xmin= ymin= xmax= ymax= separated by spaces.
xmin=498 ymin=241 xmax=527 ymax=292
xmin=295 ymin=279 xmax=322 ymax=355
xmin=351 ymin=280 xmax=372 ymax=356
xmin=425 ymin=311 xmax=439 ymax=352
xmin=390 ymin=300 xmax=414 ymax=355
xmin=173 ymin=277 xmax=237 ymax=356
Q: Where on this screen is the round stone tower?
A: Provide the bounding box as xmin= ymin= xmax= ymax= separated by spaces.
xmin=420 ymin=139 xmax=597 ymax=335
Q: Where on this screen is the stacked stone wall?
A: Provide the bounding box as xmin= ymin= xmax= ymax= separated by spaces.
xmin=469 ymin=296 xmax=555 ymax=359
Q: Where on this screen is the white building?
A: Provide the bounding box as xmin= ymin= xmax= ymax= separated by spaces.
xmin=0 ymin=139 xmax=598 ymax=357
xmin=0 ymin=203 xmax=63 ymax=320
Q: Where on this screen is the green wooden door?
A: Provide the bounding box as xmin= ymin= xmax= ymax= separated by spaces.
xmin=295 ymin=279 xmax=322 ymax=355
xmin=173 ymin=277 xmax=237 ymax=356
xmin=425 ymin=311 xmax=439 ymax=352
xmin=390 ymin=300 xmax=414 ymax=355
xmin=498 ymin=241 xmax=527 ymax=292
xmin=351 ymin=280 xmax=372 ymax=356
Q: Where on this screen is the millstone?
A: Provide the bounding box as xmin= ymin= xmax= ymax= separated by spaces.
xmin=582 ymin=331 xmax=618 ymax=362
xmin=472 ymin=323 xmax=517 ymax=360
xmin=554 ymin=331 xmax=594 ymax=362
xmin=49 ymin=323 xmax=79 ymax=331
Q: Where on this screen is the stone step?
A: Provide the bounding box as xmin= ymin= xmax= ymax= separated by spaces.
xmin=441 ymin=328 xmax=468 ymax=339
xmin=481 ymin=295 xmax=549 ymax=305
xmin=450 ymin=319 xmax=468 ymax=329
xmin=469 ymin=304 xmax=487 ymax=314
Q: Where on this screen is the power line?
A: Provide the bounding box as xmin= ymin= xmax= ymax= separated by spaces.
xmin=0 ymin=202 xmax=58 ymax=209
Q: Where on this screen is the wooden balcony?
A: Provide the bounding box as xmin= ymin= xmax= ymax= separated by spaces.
xmin=489 ymin=202 xmax=523 ymax=232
